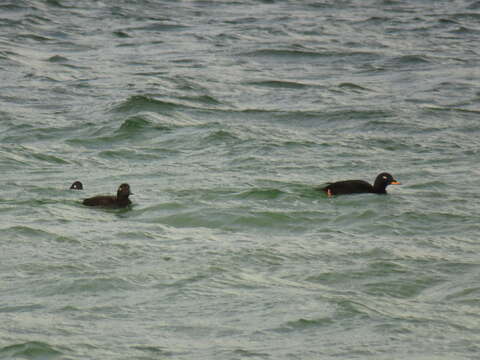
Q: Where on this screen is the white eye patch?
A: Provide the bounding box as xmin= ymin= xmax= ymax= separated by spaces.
xmin=383 ymin=176 xmax=387 ymax=179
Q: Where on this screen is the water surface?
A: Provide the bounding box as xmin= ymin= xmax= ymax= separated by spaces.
xmin=1 ymin=1 xmax=480 ymax=359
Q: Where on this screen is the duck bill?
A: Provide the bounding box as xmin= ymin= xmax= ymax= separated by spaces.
xmin=390 ymin=180 xmax=401 ymax=185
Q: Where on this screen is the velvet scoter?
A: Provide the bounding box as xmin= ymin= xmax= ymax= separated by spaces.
xmin=70 ymin=181 xmax=83 ymax=190
xmin=82 ymin=183 xmax=132 ymax=208
xmin=321 ymin=172 xmax=400 ymax=197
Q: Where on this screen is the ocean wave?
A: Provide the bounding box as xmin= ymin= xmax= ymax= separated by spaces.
xmin=116 ymin=115 xmax=155 ymax=133
xmin=46 ymin=54 xmax=69 ymax=63
xmin=337 ymin=82 xmax=373 ymax=92
xmin=14 ymin=33 xmax=52 ymax=43
xmin=383 ymin=54 xmax=433 ymax=69
xmin=0 ymin=145 xmax=70 ymax=167
xmin=234 ymin=188 xmax=285 ymax=200
xmin=364 ymin=276 xmax=443 ymax=299
xmin=0 ymin=341 xmax=65 ymax=360
xmin=240 ymin=48 xmax=379 ymax=60
xmin=201 ymin=129 xmax=242 ymax=145
xmin=126 ymin=22 xmax=189 ymax=33
xmin=111 ymin=94 xmax=223 ymax=115
xmin=279 ymin=317 xmax=335 ymax=332
xmin=1 ymin=225 xmax=79 ymax=245
xmin=1 ymin=1 xmax=479 ymax=358
xmin=112 ymin=95 xmax=182 ymax=113
xmin=246 ymin=79 xmax=318 ymax=89
xmin=41 ymin=276 xmax=137 ymax=296
xmin=67 ymin=114 xmax=178 ymax=147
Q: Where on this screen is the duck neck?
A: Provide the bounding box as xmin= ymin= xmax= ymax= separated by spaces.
xmin=373 ymin=181 xmax=387 ymax=194
xmin=116 ymin=193 xmax=131 ymax=204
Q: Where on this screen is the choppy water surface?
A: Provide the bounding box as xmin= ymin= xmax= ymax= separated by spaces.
xmin=1 ymin=1 xmax=480 ymax=359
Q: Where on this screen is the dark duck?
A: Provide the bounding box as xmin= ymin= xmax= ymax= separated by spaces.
xmin=321 ymin=172 xmax=400 ymax=197
xmin=70 ymin=181 xmax=83 ymax=190
xmin=82 ymin=183 xmax=133 ymax=208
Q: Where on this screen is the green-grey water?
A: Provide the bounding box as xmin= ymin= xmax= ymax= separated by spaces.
xmin=1 ymin=1 xmax=480 ymax=359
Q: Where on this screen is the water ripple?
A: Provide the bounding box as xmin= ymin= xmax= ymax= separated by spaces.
xmin=1 ymin=1 xmax=480 ymax=359
xmin=0 ymin=342 xmax=66 ymax=360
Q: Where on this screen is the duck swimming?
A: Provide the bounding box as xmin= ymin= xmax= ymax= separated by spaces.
xmin=70 ymin=181 xmax=83 ymax=190
xmin=82 ymin=183 xmax=132 ymax=208
xmin=321 ymin=172 xmax=400 ymax=197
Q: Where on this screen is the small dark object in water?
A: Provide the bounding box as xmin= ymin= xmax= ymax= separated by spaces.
xmin=321 ymin=172 xmax=400 ymax=197
xmin=70 ymin=181 xmax=83 ymax=190
xmin=82 ymin=183 xmax=132 ymax=208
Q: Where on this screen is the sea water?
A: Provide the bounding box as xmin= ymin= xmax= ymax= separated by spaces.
xmin=1 ymin=1 xmax=480 ymax=359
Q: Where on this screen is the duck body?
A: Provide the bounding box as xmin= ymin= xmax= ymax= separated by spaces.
xmin=82 ymin=183 xmax=132 ymax=208
xmin=323 ymin=179 xmax=378 ymax=196
xmin=321 ymin=172 xmax=400 ymax=197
